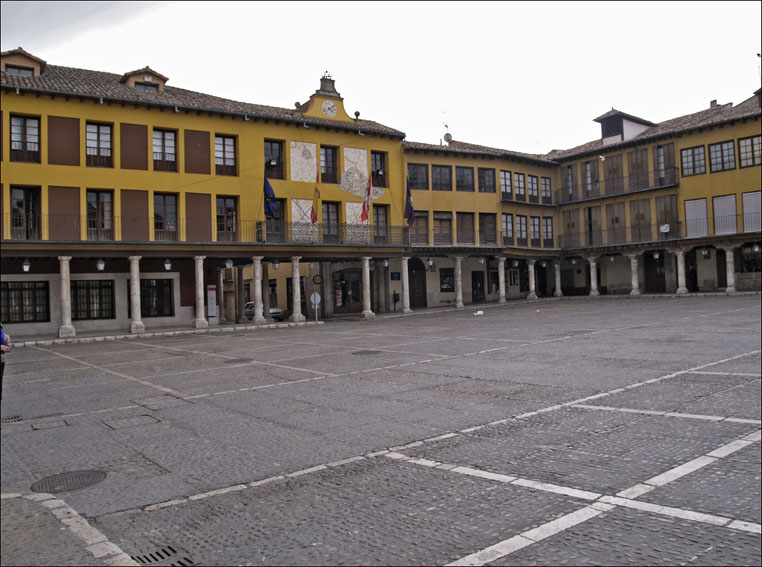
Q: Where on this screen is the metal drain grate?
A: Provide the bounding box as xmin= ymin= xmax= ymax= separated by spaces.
xmin=352 ymin=350 xmax=381 ymax=355
xmin=1 ymin=415 xmax=23 ymax=424
xmin=131 ymin=546 xmax=195 ymax=566
xmin=30 ymin=470 xmax=106 ymax=493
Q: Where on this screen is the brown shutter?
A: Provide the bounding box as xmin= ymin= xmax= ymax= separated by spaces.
xmin=184 ymin=130 xmax=211 ymax=174
xmin=120 ymin=123 xmax=148 ymax=170
xmin=186 ymin=192 xmax=212 ymax=241
xmin=49 ymin=186 xmax=81 ymax=240
xmin=48 ymin=116 xmax=80 ymax=166
xmin=120 ymin=189 xmax=149 ymax=240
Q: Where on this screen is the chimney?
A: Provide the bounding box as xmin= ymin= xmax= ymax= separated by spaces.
xmin=710 ymin=100 xmax=718 ymax=109
xmin=318 ymin=72 xmax=340 ymax=97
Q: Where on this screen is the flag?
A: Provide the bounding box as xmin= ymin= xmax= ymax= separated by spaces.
xmin=404 ymin=176 xmax=415 ymax=226
xmin=360 ymin=174 xmax=371 ymax=223
xmin=263 ymin=174 xmax=277 ymax=218
xmin=310 ymin=169 xmax=320 ymax=224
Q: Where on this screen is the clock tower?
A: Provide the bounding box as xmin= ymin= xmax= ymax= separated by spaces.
xmin=300 ymin=72 xmax=352 ymax=122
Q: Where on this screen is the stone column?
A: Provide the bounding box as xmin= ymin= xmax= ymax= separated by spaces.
xmin=217 ymin=268 xmax=226 ymax=322
xmin=724 ymin=247 xmax=736 ymax=293
xmin=251 ymin=256 xmax=266 ymax=325
xmin=527 ymin=259 xmax=538 ymax=300
xmin=375 ymin=260 xmax=387 ymax=314
xmin=554 ymin=261 xmax=563 ymax=297
xmin=588 ymin=257 xmax=600 ymax=296
xmin=128 ymin=255 xmax=145 ymax=332
xmin=360 ymin=257 xmax=375 ymax=319
xmin=290 ymin=256 xmax=305 ymax=322
xmin=401 ymin=256 xmax=412 ymax=313
xmin=675 ymin=249 xmax=688 ymax=294
xmin=57 ymin=256 xmax=76 ymax=338
xmin=628 ymin=254 xmax=641 ymax=296
xmin=497 ymin=257 xmax=507 ymax=304
xmin=193 ymin=255 xmax=208 ymax=328
xmin=262 ymin=262 xmax=272 ymax=321
xmin=454 ymin=256 xmax=464 ymax=308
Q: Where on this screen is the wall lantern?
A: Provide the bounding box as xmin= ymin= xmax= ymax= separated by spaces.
xmin=609 ymin=256 xmax=616 ymax=263
xmin=22 ymin=258 xmax=31 ymax=272
xmin=383 ymin=259 xmax=389 ymax=268
xmin=753 ymin=243 xmax=761 ymax=253
xmin=479 ymin=257 xmax=485 ymax=264
xmin=540 ymin=261 xmax=547 ymax=268
xmin=225 ymin=259 xmax=234 ymax=270
xmin=701 ymin=248 xmax=711 ymax=258
xmin=427 ymin=257 xmax=434 ymax=268
xmin=164 ymin=259 xmax=172 ymax=271
xmin=653 ymin=251 xmax=660 ymax=259
xmin=96 ymin=259 xmax=105 ymax=271
xmin=512 ymin=259 xmax=519 ymax=267
xmin=272 ymin=260 xmax=280 ymax=270
xmin=571 ymin=258 xmax=577 ymax=265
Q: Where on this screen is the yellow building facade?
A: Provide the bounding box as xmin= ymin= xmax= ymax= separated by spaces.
xmin=1 ymin=48 xmax=760 ymax=338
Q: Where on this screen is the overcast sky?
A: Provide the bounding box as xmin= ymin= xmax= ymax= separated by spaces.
xmin=2 ymin=1 xmax=760 ymax=154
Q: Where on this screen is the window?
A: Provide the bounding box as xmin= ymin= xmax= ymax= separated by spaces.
xmin=128 ymin=279 xmax=174 ymax=317
xmin=542 ymin=217 xmax=554 ymax=247
xmin=583 ymin=162 xmax=593 ymax=192
xmin=266 ymin=198 xmax=286 ymax=242
xmin=373 ymin=204 xmax=389 ymax=243
xmin=433 ymin=212 xmax=452 ymax=245
xmin=440 ymin=268 xmax=455 ymax=292
xmin=320 ymin=146 xmax=338 ymax=183
xmin=709 ymin=140 xmax=735 ymax=172
xmin=514 ymin=173 xmax=526 ymax=200
xmin=154 ymin=193 xmax=178 ymax=241
xmin=135 ymin=83 xmax=158 ymax=93
xmin=1 ymin=281 xmax=50 ymax=323
xmin=530 ymin=216 xmax=541 ymax=247
xmin=502 ymin=213 xmax=513 ymax=245
xmin=456 ymin=166 xmax=474 ymax=192
xmin=500 ymin=170 xmax=512 ymax=198
xmin=322 ymin=201 xmax=340 ymax=242
xmin=457 ymin=212 xmax=475 ymax=244
xmin=408 ymin=163 xmax=429 ymax=190
xmin=216 ymin=196 xmax=238 ymax=242
xmin=215 ymin=135 xmax=237 ymax=175
xmin=410 ymin=212 xmax=429 ymax=244
xmin=528 ymin=175 xmax=539 ymax=201
xmin=541 ymin=177 xmax=552 ymax=203
xmin=684 ymin=198 xmax=708 ymax=238
xmin=742 ymin=191 xmax=761 ymax=233
xmin=87 ymin=190 xmax=113 ymax=240
xmin=5 ymin=65 xmax=33 ymax=77
xmin=680 ymin=146 xmax=706 ymax=176
xmin=10 ymin=186 xmax=41 ymax=240
xmin=71 ymin=280 xmax=115 ymax=320
xmin=10 ymin=115 xmax=40 ymax=162
xmin=432 ymin=165 xmax=452 ymax=191
xmin=153 ymin=129 xmax=176 ymax=172
xmin=371 ymin=151 xmax=387 ymax=187
xmin=264 ymin=140 xmax=285 ymax=179
xmin=478 ymin=168 xmax=496 ymax=193
xmin=516 ymin=215 xmax=528 ymax=246
xmin=479 ymin=213 xmax=497 ymax=245
xmin=86 ymin=123 xmax=112 ymax=167
xmin=713 ymin=194 xmax=737 ymax=235
xmin=739 ymin=136 xmax=761 ymax=168
xmin=565 ymin=165 xmax=574 ymax=195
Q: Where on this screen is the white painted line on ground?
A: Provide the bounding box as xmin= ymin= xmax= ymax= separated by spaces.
xmin=644 ymin=456 xmax=718 ymax=486
xmin=707 ymin=439 xmax=753 ymax=458
xmin=510 ymin=478 xmax=601 ymax=501
xmin=600 ymin=496 xmax=732 ymax=526
xmin=616 ymin=483 xmax=655 ymax=499
xmin=729 ymin=520 xmax=762 ymax=534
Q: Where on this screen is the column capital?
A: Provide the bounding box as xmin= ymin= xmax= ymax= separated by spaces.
xmin=57 ymin=255 xmax=72 ymax=263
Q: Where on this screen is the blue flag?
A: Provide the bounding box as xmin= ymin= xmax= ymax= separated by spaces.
xmin=264 ymin=176 xmax=277 ymax=218
xmin=404 ymin=176 xmax=415 ymax=226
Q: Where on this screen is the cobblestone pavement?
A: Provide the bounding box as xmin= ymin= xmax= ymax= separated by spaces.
xmin=1 ymin=295 xmax=760 ymax=566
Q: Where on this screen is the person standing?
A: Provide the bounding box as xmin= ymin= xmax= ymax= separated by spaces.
xmin=0 ymin=323 xmax=10 ymax=401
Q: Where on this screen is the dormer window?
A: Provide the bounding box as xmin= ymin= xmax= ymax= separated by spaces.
xmin=6 ymin=65 xmax=33 ymax=77
xmin=120 ymin=67 xmax=168 ymax=92
xmin=135 ymin=82 xmax=158 ymax=93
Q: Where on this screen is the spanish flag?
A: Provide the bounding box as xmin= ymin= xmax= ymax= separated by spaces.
xmin=310 ymin=170 xmax=320 ymax=224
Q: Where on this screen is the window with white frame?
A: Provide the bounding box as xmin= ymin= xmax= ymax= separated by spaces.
xmin=708 ymin=140 xmax=735 ymax=172
xmin=739 ymin=135 xmax=761 ymax=168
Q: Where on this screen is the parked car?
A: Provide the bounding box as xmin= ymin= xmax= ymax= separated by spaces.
xmin=243 ymin=302 xmax=285 ymax=322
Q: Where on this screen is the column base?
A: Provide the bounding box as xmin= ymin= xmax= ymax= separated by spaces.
xmin=130 ymin=321 xmax=145 ymax=333
xmin=402 ymin=308 xmax=413 ymax=314
xmin=726 ymin=287 xmax=736 ymax=293
xmin=289 ymin=314 xmax=306 ymax=323
xmin=254 ymin=316 xmax=267 ymax=326
xmin=527 ymin=292 xmax=538 ymax=300
xmin=193 ymin=319 xmax=209 ymax=329
xmin=629 ymin=289 xmax=641 ymax=296
xmin=553 ymin=290 xmax=563 ymax=297
xmin=498 ymin=297 xmax=507 ymax=304
xmin=360 ymin=311 xmax=376 ymax=320
xmin=589 ymin=290 xmax=600 ymax=297
xmin=58 ymin=325 xmax=76 ymax=338
xmin=676 ymin=287 xmax=688 ymax=295
xmin=456 ymin=301 xmax=464 ymax=308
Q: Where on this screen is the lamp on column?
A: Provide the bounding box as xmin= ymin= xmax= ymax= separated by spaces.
xmin=164 ymin=259 xmax=172 ymax=271
xmin=225 ymin=259 xmax=234 ymax=269
xmin=272 ymin=260 xmax=280 ymax=270
xmin=22 ymin=258 xmax=31 ymax=272
xmin=96 ymin=259 xmax=105 ymax=271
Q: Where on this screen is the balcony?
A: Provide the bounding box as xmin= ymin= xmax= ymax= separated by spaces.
xmin=556 ymin=167 xmax=678 ymax=204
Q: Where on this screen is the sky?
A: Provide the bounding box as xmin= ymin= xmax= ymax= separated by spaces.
xmin=2 ymin=1 xmax=761 ymax=155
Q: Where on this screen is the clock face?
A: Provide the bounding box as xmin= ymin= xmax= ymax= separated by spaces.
xmin=321 ymin=100 xmax=337 ymax=118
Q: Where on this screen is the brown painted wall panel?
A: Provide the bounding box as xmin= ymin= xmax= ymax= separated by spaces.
xmin=120 ymin=123 xmax=148 ymax=170
xmin=49 ymin=186 xmax=81 ymax=240
xmin=121 ymin=189 xmax=149 ymax=241
xmin=48 ymin=116 xmax=80 ymax=166
xmin=185 ymin=192 xmax=211 ymax=241
xmin=184 ymin=130 xmax=210 ymax=174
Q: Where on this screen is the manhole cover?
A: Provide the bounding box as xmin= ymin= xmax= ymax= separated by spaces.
xmin=352 ymin=350 xmax=381 ymax=355
xmin=132 ymin=545 xmax=195 ymax=566
xmin=31 ymin=470 xmax=106 ymax=493
xmin=1 ymin=415 xmax=23 ymax=424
